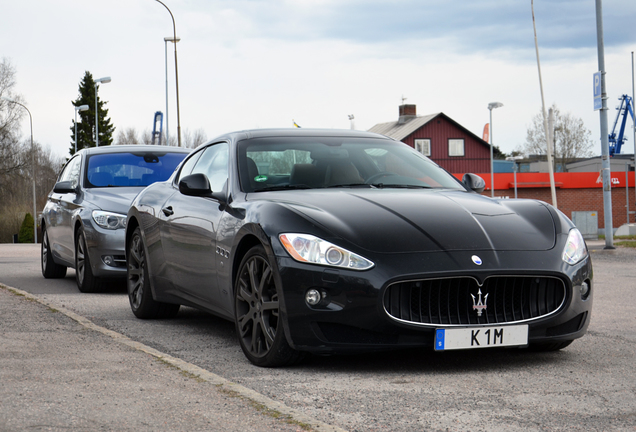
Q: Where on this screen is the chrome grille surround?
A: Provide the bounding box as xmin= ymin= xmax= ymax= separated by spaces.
xmin=383 ymin=275 xmax=567 ymax=327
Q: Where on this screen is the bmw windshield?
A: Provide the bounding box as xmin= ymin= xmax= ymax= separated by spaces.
xmin=85 ymin=151 xmax=186 ymax=188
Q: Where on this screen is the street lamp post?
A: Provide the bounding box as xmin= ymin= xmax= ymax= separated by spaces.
xmin=1 ymin=96 xmax=37 ymax=244
xmin=94 ymin=76 xmax=111 ymax=147
xmin=156 ymin=0 xmax=182 ymax=147
xmin=488 ymin=102 xmax=504 ymax=198
xmin=74 ymin=104 xmax=89 ymax=154
xmin=164 ymin=36 xmax=180 ymax=146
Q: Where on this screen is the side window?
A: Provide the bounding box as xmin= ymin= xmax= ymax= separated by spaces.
xmin=190 ymin=142 xmax=229 ymax=192
xmin=176 ymin=150 xmax=203 ymax=183
xmin=58 ymin=156 xmax=82 ymax=189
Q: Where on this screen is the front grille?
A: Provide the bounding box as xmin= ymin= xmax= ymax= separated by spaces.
xmin=383 ymin=276 xmax=566 ymax=327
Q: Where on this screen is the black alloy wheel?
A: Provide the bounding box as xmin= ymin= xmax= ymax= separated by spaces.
xmin=127 ymin=227 xmax=179 ymax=319
xmin=41 ymin=225 xmax=67 ymax=278
xmin=234 ymin=245 xmax=305 ymax=367
xmin=75 ymin=227 xmax=102 ymax=293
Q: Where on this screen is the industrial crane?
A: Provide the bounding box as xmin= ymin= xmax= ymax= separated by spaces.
xmin=608 ymin=94 xmax=635 ymax=156
xmin=151 ymin=111 xmax=163 ymax=146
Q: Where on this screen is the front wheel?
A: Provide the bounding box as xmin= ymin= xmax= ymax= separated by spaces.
xmin=127 ymin=227 xmax=180 ymax=319
xmin=75 ymin=227 xmax=103 ymax=293
xmin=234 ymin=245 xmax=305 ymax=367
xmin=41 ymin=225 xmax=67 ymax=278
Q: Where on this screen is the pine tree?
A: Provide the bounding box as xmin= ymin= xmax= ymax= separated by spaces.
xmin=69 ymin=71 xmax=115 ymax=155
xmin=18 ymin=213 xmax=34 ymax=243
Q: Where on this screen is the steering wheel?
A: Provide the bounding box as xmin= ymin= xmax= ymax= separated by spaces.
xmin=365 ymin=172 xmax=394 ymax=184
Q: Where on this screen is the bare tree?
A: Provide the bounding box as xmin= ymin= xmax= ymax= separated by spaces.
xmin=518 ymin=104 xmax=594 ymax=171
xmin=114 ymin=125 xmax=205 ymax=148
xmin=114 ymin=127 xmax=141 ymax=145
xmin=0 ymin=58 xmax=27 ymax=177
xmin=182 ymin=128 xmax=207 ymax=149
xmin=0 ymin=58 xmax=68 ymax=242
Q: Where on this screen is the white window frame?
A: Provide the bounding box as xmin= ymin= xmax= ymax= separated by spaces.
xmin=414 ymin=139 xmax=431 ymax=156
xmin=448 ymin=139 xmax=465 ymax=157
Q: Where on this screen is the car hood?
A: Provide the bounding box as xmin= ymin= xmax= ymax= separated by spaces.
xmin=270 ymin=189 xmax=556 ymax=253
xmin=83 ymin=187 xmax=144 ymax=215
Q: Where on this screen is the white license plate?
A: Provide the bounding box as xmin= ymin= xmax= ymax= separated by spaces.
xmin=434 ymin=325 xmax=528 ymax=351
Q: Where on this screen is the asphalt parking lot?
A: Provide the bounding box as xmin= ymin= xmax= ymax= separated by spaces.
xmin=1 ymin=241 xmax=635 ymax=432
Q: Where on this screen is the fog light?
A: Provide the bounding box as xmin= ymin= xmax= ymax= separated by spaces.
xmin=580 ymin=281 xmax=590 ymax=298
xmin=305 ymin=289 xmax=322 ymax=306
xmin=103 ymin=255 xmax=114 ymax=266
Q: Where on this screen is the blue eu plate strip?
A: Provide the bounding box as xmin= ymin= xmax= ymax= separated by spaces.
xmin=435 ymin=329 xmax=445 ymax=350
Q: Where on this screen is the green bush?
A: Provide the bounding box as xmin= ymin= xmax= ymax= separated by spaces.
xmin=18 ymin=213 xmax=34 ymax=243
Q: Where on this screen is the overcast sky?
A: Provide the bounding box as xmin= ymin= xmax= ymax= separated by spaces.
xmin=2 ymin=0 xmax=636 ymax=159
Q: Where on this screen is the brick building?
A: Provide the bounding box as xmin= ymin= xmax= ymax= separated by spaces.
xmin=463 ymin=171 xmax=636 ymax=234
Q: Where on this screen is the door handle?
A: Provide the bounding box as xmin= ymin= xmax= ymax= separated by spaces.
xmin=162 ymin=206 xmax=174 ymax=216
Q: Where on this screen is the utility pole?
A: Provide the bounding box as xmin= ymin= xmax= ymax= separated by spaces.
xmin=595 ymin=0 xmax=615 ymax=249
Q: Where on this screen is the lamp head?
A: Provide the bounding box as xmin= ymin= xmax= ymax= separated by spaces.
xmin=488 ymin=102 xmax=504 ymax=110
xmin=96 ymin=77 xmax=111 ymax=84
xmin=76 ymin=104 xmax=90 ymax=112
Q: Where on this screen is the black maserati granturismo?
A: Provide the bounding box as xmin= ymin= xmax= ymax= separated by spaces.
xmin=125 ymin=128 xmax=592 ymax=367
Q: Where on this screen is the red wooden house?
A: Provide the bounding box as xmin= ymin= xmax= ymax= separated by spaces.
xmin=368 ymin=104 xmax=491 ymax=173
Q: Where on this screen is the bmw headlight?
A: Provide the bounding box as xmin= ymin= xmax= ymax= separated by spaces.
xmin=92 ymin=210 xmax=127 ymax=230
xmin=562 ymin=228 xmax=588 ymax=265
xmin=279 ymin=233 xmax=374 ymax=271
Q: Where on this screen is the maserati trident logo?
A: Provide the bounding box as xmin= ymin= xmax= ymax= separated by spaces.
xmin=471 ymin=255 xmax=483 ymax=265
xmin=471 ymin=289 xmax=488 ymax=317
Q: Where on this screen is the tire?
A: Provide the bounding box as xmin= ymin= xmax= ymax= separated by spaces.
xmin=529 ymin=340 xmax=574 ymax=352
xmin=234 ymin=245 xmax=305 ymax=367
xmin=75 ymin=227 xmax=103 ymax=293
xmin=41 ymin=226 xmax=67 ymax=279
xmin=127 ymin=227 xmax=180 ymax=319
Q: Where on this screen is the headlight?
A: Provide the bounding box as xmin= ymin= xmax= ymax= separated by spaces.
xmin=92 ymin=210 xmax=127 ymax=230
xmin=562 ymin=228 xmax=588 ymax=265
xmin=279 ymin=233 xmax=374 ymax=271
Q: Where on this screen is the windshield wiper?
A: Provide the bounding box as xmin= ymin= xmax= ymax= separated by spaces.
xmin=323 ymin=183 xmax=374 ymax=189
xmin=368 ymin=183 xmax=431 ymax=189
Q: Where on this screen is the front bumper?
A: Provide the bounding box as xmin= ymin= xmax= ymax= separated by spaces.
xmin=276 ymin=248 xmax=593 ymax=355
xmin=83 ymin=222 xmax=127 ymax=278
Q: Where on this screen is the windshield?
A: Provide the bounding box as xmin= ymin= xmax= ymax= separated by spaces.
xmin=238 ymin=136 xmax=465 ymax=193
xmin=85 ymin=151 xmax=187 ymax=188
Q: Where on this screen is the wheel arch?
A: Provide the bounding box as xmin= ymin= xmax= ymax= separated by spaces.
xmin=230 ymin=223 xmax=296 ymax=350
xmin=125 ymin=215 xmax=140 ymax=263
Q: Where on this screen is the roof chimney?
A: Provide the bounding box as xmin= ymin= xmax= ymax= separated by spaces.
xmin=398 ymin=104 xmax=417 ymax=124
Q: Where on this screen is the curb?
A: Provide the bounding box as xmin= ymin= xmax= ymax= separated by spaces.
xmin=0 ymin=283 xmax=347 ymax=432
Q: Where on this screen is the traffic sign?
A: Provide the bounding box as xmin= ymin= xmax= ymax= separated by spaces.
xmin=593 ymin=71 xmax=602 ymax=110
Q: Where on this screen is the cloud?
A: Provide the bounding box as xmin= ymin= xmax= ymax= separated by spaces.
xmin=189 ymin=0 xmax=636 ymax=57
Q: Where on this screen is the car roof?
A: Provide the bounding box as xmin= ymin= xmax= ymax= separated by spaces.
xmin=207 ymin=128 xmax=395 ymax=143
xmin=78 ymin=145 xmax=191 ymax=156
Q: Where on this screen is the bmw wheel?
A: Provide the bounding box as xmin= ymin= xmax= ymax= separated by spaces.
xmin=127 ymin=227 xmax=180 ymax=319
xmin=234 ymin=245 xmax=305 ymax=367
xmin=75 ymin=227 xmax=104 ymax=293
xmin=41 ymin=225 xmax=67 ymax=278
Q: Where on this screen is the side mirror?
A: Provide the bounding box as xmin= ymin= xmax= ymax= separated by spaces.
xmin=179 ymin=173 xmax=227 ymax=203
xmin=53 ymin=181 xmax=78 ymax=194
xmin=179 ymin=173 xmax=212 ymax=197
xmin=462 ymin=173 xmax=485 ymax=193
